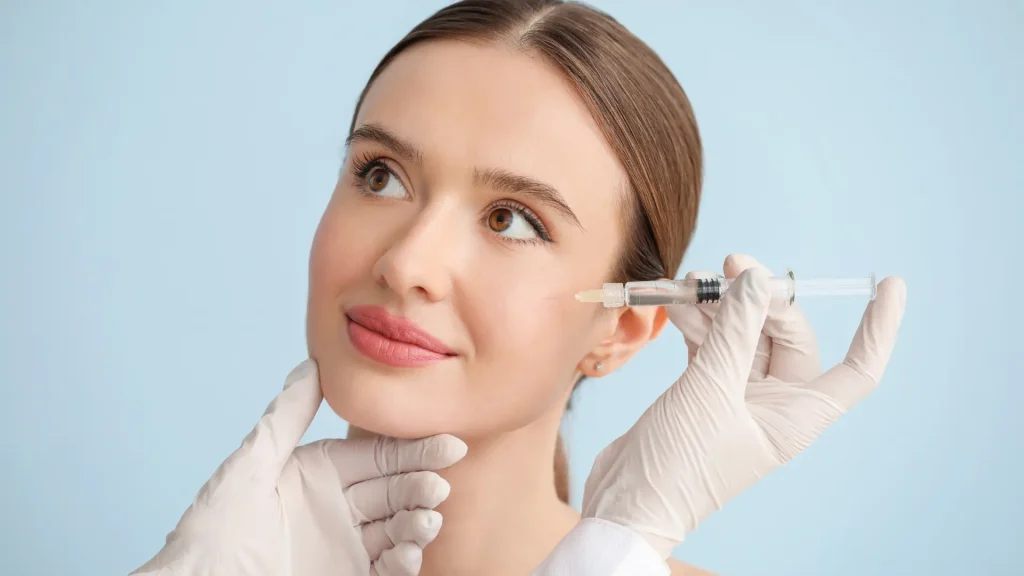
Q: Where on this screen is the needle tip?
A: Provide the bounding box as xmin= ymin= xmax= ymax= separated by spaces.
xmin=574 ymin=289 xmax=604 ymax=303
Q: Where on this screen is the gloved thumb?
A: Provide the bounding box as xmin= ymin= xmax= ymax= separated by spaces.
xmin=685 ymin=267 xmax=771 ymax=399
xmin=212 ymin=359 xmax=323 ymax=491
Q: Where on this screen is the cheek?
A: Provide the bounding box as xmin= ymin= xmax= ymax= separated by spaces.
xmin=457 ymin=268 xmax=595 ymax=428
xmin=307 ymin=197 xmax=390 ymax=367
xmin=309 ymin=200 xmax=378 ymax=295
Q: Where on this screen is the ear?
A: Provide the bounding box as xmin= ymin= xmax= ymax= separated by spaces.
xmin=578 ymin=296 xmax=670 ymax=377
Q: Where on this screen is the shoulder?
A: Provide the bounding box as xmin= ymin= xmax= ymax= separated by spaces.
xmin=667 ymin=558 xmax=717 ymax=576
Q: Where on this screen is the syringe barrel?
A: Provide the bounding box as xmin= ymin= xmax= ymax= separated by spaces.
xmin=609 ymin=272 xmax=875 ymax=307
xmin=619 ymin=279 xmax=705 ymax=307
xmin=621 ymin=276 xmax=794 ymax=306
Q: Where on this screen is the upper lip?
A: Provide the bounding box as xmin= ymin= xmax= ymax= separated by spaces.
xmin=346 ymin=305 xmax=456 ymax=356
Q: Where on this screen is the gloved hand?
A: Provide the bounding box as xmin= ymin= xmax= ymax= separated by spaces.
xmin=132 ymin=359 xmax=467 ymax=576
xmin=581 ymin=254 xmax=907 ymax=557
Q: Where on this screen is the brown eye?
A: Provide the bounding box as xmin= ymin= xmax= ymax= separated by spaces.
xmin=488 ymin=207 xmax=514 ymax=232
xmin=367 ymin=167 xmax=390 ymax=192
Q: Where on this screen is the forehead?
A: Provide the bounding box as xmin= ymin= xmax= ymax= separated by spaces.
xmin=354 ymin=39 xmax=627 ymax=233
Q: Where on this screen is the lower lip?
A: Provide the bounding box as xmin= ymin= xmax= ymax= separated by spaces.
xmin=346 ymin=318 xmax=453 ymax=368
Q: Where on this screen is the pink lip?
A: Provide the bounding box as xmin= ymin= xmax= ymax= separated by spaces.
xmin=345 ymin=305 xmax=456 ymax=368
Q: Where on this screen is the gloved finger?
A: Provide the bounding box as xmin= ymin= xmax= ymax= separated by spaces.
xmin=724 ymin=254 xmax=822 ymax=383
xmin=670 ymin=266 xmax=773 ymax=380
xmin=371 ymin=542 xmax=423 ymax=576
xmin=686 ymin=268 xmax=772 ymax=398
xmin=205 ymin=360 xmax=322 ymax=495
xmin=807 ymin=276 xmax=906 ymax=409
xmin=345 ymin=470 xmax=451 ymax=524
xmin=720 ymin=255 xmax=774 ymax=380
xmin=362 ymin=509 xmax=442 ymax=561
xmin=665 ymin=270 xmax=717 ymax=364
xmin=330 ymin=434 xmax=467 ymax=487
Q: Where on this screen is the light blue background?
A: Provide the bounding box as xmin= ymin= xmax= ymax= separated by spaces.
xmin=2 ymin=1 xmax=1020 ymax=574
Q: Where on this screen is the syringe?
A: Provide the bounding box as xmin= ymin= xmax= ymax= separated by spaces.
xmin=574 ymin=271 xmax=876 ymax=308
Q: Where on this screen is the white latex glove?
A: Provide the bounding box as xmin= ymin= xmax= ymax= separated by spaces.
xmin=132 ymin=359 xmax=467 ymax=576
xmin=581 ymin=254 xmax=907 ymax=557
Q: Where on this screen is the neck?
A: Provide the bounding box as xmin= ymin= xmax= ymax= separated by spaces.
xmin=349 ymin=404 xmax=580 ymax=576
xmin=427 ymin=413 xmax=579 ymax=575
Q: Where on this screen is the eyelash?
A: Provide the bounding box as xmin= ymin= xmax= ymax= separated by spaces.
xmin=349 ymin=152 xmax=553 ymax=244
xmin=351 ymin=151 xmax=391 ymax=185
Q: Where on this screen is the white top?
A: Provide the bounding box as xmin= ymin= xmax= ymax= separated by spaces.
xmin=532 ymin=518 xmax=670 ymax=576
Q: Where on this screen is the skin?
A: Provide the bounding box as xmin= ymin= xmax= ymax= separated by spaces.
xmin=306 ymin=39 xmax=709 ymax=576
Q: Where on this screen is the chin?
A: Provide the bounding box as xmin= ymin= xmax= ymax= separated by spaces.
xmin=320 ymin=365 xmax=455 ymax=440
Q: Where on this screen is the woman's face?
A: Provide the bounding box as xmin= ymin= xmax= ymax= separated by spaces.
xmin=307 ymin=40 xmax=650 ymax=439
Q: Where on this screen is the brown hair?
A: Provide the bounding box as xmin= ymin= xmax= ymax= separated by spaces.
xmin=348 ymin=0 xmax=702 ymax=504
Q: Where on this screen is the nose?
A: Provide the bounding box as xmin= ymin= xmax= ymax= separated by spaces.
xmin=372 ymin=199 xmax=465 ymax=303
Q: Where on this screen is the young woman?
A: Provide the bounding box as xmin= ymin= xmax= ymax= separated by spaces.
xmin=307 ymin=0 xmax=706 ymax=573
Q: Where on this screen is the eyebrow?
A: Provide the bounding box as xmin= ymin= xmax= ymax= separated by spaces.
xmin=346 ymin=122 xmax=583 ymax=231
xmin=346 ymin=123 xmax=423 ymax=165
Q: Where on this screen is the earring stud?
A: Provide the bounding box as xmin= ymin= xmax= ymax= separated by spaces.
xmin=594 ymin=361 xmax=603 ymax=372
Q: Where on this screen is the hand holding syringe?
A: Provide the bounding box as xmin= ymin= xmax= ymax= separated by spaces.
xmin=575 ymin=270 xmax=877 ymax=307
xmin=572 ymin=255 xmax=906 ymax=561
